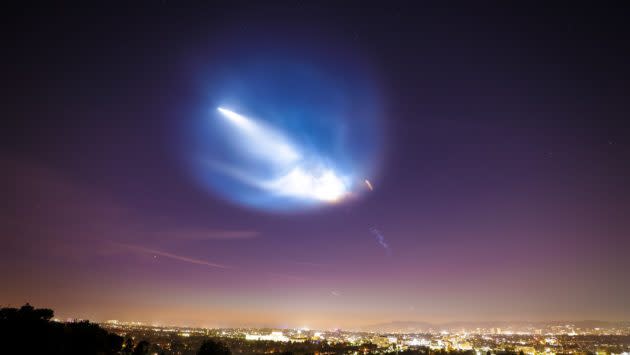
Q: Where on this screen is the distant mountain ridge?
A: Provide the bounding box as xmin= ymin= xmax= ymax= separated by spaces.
xmin=360 ymin=320 xmax=630 ymax=333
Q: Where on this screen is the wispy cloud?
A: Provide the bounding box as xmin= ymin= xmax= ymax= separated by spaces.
xmin=370 ymin=227 xmax=392 ymax=256
xmin=265 ymin=272 xmax=306 ymax=282
xmin=112 ymin=242 xmax=232 ymax=270
xmin=2 ymin=156 xmax=288 ymax=282
xmin=171 ymin=229 xmax=259 ymax=240
xmin=293 ymin=261 xmax=328 ymax=268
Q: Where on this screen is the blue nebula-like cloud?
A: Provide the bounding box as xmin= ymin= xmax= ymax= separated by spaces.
xmin=185 ymin=41 xmax=384 ymax=212
xmin=214 ymin=107 xmax=348 ymax=202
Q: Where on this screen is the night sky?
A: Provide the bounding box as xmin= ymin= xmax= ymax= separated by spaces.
xmin=2 ymin=2 xmax=630 ymax=328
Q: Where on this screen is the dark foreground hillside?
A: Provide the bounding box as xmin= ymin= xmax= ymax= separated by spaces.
xmin=0 ymin=303 xmax=123 ymax=354
xmin=0 ymin=304 xmax=229 ymax=355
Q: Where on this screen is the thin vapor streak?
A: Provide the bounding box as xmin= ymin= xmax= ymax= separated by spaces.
xmin=113 ymin=242 xmax=232 ymax=269
xmin=265 ymin=272 xmax=306 ymax=282
xmin=370 ymin=227 xmax=391 ymax=256
xmin=293 ymin=261 xmax=328 ymax=268
xmin=113 ymin=243 xmax=308 ymax=282
xmin=172 ymin=229 xmax=259 ymax=240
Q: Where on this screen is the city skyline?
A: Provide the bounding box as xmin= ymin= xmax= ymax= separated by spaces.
xmin=3 ymin=2 xmax=630 ymax=330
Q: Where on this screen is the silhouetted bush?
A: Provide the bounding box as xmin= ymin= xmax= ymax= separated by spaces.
xmin=0 ymin=303 xmax=123 ymax=355
xmin=197 ymin=339 xmax=232 ymax=355
xmin=133 ymin=340 xmax=150 ymax=355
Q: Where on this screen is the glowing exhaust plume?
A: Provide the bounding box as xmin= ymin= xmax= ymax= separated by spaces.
xmin=217 ymin=107 xmax=256 ymax=131
xmin=216 ymin=107 xmax=349 ymax=203
xmin=217 ymin=107 xmax=301 ymax=164
xmin=266 ymin=167 xmax=347 ymax=202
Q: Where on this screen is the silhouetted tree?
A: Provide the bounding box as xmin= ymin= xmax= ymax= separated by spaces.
xmin=63 ymin=321 xmax=123 ymax=354
xmin=0 ymin=304 xmax=122 ymax=355
xmin=133 ymin=340 xmax=150 ymax=355
xmin=171 ymin=339 xmax=187 ymax=354
xmin=399 ymin=349 xmax=427 ymax=355
xmin=197 ymin=339 xmax=232 ymax=355
xmin=107 ymin=333 xmax=124 ymax=353
xmin=122 ymin=338 xmax=135 ymax=354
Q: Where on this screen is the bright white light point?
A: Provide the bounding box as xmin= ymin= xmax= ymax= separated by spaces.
xmin=364 ymin=179 xmax=374 ymax=191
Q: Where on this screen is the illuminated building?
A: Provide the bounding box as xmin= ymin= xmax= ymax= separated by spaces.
xmin=245 ymin=331 xmax=290 ymax=342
